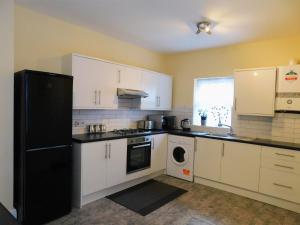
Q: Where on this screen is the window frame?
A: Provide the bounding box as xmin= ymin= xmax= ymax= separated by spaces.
xmin=193 ymin=76 xmax=234 ymax=128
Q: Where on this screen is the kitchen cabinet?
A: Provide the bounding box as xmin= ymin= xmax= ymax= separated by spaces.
xmin=81 ymin=141 xmax=107 ymax=196
xmin=234 ymin=67 xmax=276 ymax=116
xmin=80 ymin=139 xmax=127 ymax=196
xmin=221 ymin=142 xmax=261 ymax=191
xmin=71 ymin=55 xmax=118 ymax=109
xmin=259 ymin=146 xmax=300 ymax=203
xmin=151 ymin=134 xmax=168 ymax=173
xmin=141 ymin=71 xmax=172 ymax=110
xmin=64 ymin=53 xmax=173 ymax=110
xmin=106 ymin=140 xmax=128 ymax=188
xmin=194 ymin=139 xmax=261 ymax=191
xmin=194 ymin=137 xmax=223 ymax=181
xmin=116 ymin=65 xmax=142 ymax=90
xmin=141 ymin=71 xmax=158 ymax=110
xmin=157 ymin=73 xmax=172 ymax=110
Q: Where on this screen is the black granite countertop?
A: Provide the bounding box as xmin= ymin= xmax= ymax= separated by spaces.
xmin=73 ymin=129 xmax=300 ymax=151
xmin=72 ymin=130 xmax=167 ymax=143
xmin=168 ymin=130 xmax=300 ymax=151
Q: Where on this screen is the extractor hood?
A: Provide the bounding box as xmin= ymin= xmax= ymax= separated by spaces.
xmin=117 ymin=88 xmax=149 ymax=99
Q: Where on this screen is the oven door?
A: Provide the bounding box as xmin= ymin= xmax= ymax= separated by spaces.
xmin=127 ymin=142 xmax=151 ymax=174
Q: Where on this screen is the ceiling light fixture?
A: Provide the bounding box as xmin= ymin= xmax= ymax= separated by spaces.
xmin=196 ymin=21 xmax=212 ymax=35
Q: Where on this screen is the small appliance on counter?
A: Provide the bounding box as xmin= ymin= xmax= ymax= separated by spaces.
xmin=163 ymin=116 xmax=177 ymax=130
xmin=88 ymin=124 xmax=106 ymax=133
xmin=137 ymin=120 xmax=155 ymax=130
xmin=181 ymin=118 xmax=191 ymax=131
xmin=147 ymin=114 xmax=165 ymax=130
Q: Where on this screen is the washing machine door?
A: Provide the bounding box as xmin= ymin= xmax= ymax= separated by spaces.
xmin=172 ymin=146 xmax=188 ymax=166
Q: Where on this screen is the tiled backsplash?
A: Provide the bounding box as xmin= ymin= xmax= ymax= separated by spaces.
xmin=73 ymin=103 xmax=300 ymax=144
xmin=72 ymin=109 xmax=164 ymax=134
xmin=167 ymin=106 xmax=300 ymax=144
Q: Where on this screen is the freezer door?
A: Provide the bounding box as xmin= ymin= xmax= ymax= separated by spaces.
xmin=23 ymin=146 xmax=72 ymax=225
xmin=25 ymin=72 xmax=73 ymax=149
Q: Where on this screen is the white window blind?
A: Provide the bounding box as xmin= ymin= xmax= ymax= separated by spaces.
xmin=193 ymin=77 xmax=234 ymax=127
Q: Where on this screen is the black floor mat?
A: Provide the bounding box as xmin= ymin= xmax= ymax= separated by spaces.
xmin=106 ymin=179 xmax=187 ymax=216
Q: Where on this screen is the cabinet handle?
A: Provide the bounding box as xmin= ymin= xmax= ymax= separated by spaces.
xmin=274 ymin=164 xmax=294 ymax=170
xmin=159 ymin=96 xmax=161 ymax=107
xmin=98 ymin=90 xmax=101 ymax=105
xmin=273 ymin=183 xmax=293 ymax=190
xmin=275 ymin=153 xmax=295 ymax=158
xmin=152 ymin=138 xmax=155 ymax=150
xmin=118 ymin=70 xmax=121 ymax=83
xmin=105 ymin=143 xmax=108 ymax=159
xmin=156 ymin=96 xmax=159 ymax=107
xmin=222 ymin=143 xmax=225 ymax=157
xmin=109 ymin=143 xmax=111 ymax=159
xmin=234 ymin=98 xmax=237 ymax=111
xmin=94 ymin=90 xmax=97 ymax=104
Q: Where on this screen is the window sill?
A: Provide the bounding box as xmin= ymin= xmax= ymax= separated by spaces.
xmin=192 ymin=125 xmax=230 ymax=134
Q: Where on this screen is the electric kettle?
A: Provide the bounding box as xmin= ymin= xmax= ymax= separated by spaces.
xmin=180 ymin=118 xmax=191 ymax=131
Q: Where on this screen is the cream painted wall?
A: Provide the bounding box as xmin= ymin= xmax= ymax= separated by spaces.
xmin=164 ymin=36 xmax=300 ymax=108
xmin=0 ymin=0 xmax=14 ymax=210
xmin=15 ymin=5 xmax=165 ymax=74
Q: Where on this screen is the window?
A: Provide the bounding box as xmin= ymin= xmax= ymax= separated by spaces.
xmin=193 ymin=77 xmax=234 ymax=127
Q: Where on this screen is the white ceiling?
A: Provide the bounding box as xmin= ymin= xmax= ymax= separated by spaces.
xmin=16 ymin=0 xmax=300 ymax=53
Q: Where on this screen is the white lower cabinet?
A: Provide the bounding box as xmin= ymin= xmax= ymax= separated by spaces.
xmin=260 ymin=168 xmax=300 ymax=204
xmin=151 ymin=134 xmax=168 ymax=173
xmin=221 ymin=142 xmax=261 ymax=191
xmin=82 ymin=141 xmax=107 ymax=196
xmin=195 ymin=139 xmax=261 ymax=191
xmin=81 ymin=139 xmax=127 ymax=196
xmin=194 ymin=138 xmax=223 ymax=181
xmin=106 ymin=140 xmax=128 ymax=188
xmin=259 ymin=146 xmax=300 ymax=204
xmin=194 ymin=138 xmax=300 ymax=208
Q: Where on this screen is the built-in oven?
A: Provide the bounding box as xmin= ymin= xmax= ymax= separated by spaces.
xmin=127 ymin=136 xmax=152 ymax=174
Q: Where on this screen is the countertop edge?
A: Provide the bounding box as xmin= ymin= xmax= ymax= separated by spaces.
xmin=73 ymin=130 xmax=300 ymax=151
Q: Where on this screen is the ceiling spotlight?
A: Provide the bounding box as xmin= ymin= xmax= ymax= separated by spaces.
xmin=196 ymin=21 xmax=212 ymax=35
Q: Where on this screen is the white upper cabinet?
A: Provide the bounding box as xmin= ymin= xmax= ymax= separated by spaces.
xmin=70 ymin=54 xmax=118 ymax=109
xmin=141 ymin=71 xmax=158 ymax=110
xmin=141 ymin=71 xmax=172 ymax=111
xmin=157 ymin=73 xmax=173 ymax=110
xmin=64 ymin=54 xmax=172 ymax=110
xmin=234 ymin=67 xmax=276 ymax=116
xmin=116 ymin=65 xmax=143 ymax=90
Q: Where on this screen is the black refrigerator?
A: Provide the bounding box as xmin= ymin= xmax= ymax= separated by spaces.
xmin=14 ymin=70 xmax=73 ymax=225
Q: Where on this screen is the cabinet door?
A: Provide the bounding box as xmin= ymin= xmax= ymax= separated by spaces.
xmin=157 ymin=74 xmax=172 ymax=110
xmin=82 ymin=142 xmax=107 ymax=196
xmin=96 ymin=60 xmax=118 ymax=109
xmin=194 ymin=138 xmax=223 ymax=181
xmin=106 ymin=139 xmax=127 ymax=188
xmin=221 ymin=142 xmax=261 ymax=191
xmin=234 ymin=68 xmax=276 ymax=116
xmin=141 ymin=71 xmax=158 ymax=110
xmin=117 ymin=65 xmax=142 ymax=90
xmin=72 ymin=55 xmax=118 ymax=109
xmin=72 ymin=55 xmax=100 ymax=109
xmin=151 ymin=134 xmax=168 ymax=172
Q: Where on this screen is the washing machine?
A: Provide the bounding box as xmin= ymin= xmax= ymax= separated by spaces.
xmin=167 ymin=135 xmax=195 ymax=182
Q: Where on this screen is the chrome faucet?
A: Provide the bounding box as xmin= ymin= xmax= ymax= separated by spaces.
xmin=218 ymin=122 xmax=235 ymax=136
